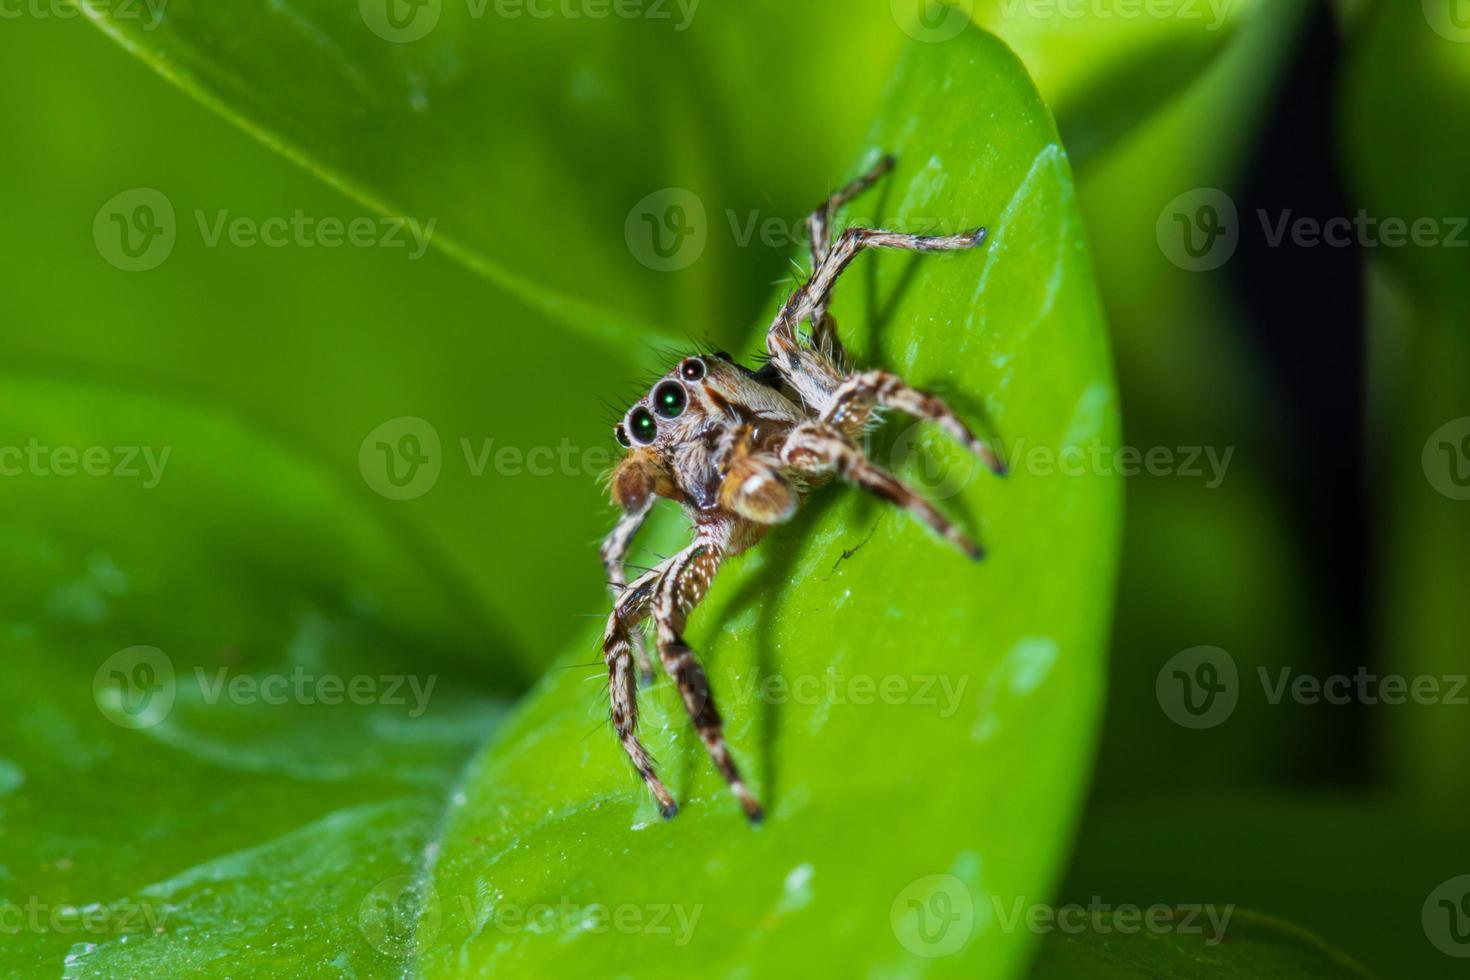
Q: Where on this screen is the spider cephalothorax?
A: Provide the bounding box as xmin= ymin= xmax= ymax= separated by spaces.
xmin=598 ymin=155 xmax=1004 ymax=823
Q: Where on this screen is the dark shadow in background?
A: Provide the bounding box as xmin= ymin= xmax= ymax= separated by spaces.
xmin=1227 ymin=2 xmax=1370 ymax=786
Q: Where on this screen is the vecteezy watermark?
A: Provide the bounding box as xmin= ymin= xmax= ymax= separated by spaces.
xmin=1424 ymin=875 xmax=1470 ymax=958
xmin=93 ymin=188 xmax=437 ymax=272
xmin=890 ymin=0 xmax=974 ymax=43
xmin=359 ymin=417 xmax=444 ymax=500
xmin=1156 ymin=188 xmax=1239 ymax=271
xmin=0 ymin=898 xmax=168 ymax=936
xmin=1157 ymin=188 xmax=1470 ymax=271
xmin=467 ymin=896 xmax=702 ymax=944
xmin=0 ymin=439 xmax=171 ymax=488
xmin=991 ymin=0 xmax=1233 ymax=32
xmin=1157 ymin=646 xmax=1470 ymax=730
xmin=1156 ymin=645 xmax=1239 ymax=729
xmin=991 ymin=896 xmax=1234 ymax=945
xmin=1423 ymin=0 xmax=1470 ymax=43
xmin=890 ymin=874 xmax=976 ymax=958
xmin=728 ymin=669 xmax=970 ymax=718
xmin=0 ymin=0 xmax=168 ymax=30
xmin=358 ymin=877 xmax=701 ymax=956
xmin=194 ymin=666 xmax=437 ymax=718
xmin=1423 ymin=417 xmax=1470 ymax=501
xmin=93 ymin=188 xmax=176 ymax=272
xmin=94 ymin=646 xmax=176 ymax=730
xmin=358 ymin=0 xmax=699 ymax=43
xmin=360 ymin=875 xmax=442 ymax=957
xmin=892 ymin=429 xmax=1235 ymax=504
xmin=625 ymin=188 xmax=708 ymax=272
xmin=93 ymin=647 xmax=439 ymax=728
xmin=993 ymin=438 xmax=1232 ymax=488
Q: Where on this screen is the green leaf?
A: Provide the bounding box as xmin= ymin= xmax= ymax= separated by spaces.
xmin=78 ymin=0 xmax=909 ymax=344
xmin=0 ymin=375 xmax=510 ymax=976
xmin=1028 ymin=909 xmax=1372 ymax=979
xmin=418 ymin=26 xmax=1119 ymax=978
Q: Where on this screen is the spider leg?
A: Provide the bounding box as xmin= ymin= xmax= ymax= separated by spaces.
xmin=600 ymin=497 xmax=656 ymax=683
xmin=718 ymin=450 xmax=798 ymax=525
xmin=808 ymin=154 xmax=895 ymax=269
xmin=791 ymin=225 xmax=988 ymax=331
xmin=823 ymin=369 xmax=1007 ymax=475
xmin=782 ymin=421 xmax=983 ymax=560
xmin=651 ymin=539 xmax=765 ymax=824
xmin=602 ymin=560 xmax=678 ymax=817
xmin=767 ymin=223 xmax=986 ymax=396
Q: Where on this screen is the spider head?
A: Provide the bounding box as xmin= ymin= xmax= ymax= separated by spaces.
xmin=612 ymin=355 xmax=727 ymax=452
xmin=609 ymin=354 xmax=747 ymax=511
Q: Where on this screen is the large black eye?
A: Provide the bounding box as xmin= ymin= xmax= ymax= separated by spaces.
xmin=652 ymin=381 xmax=687 ymax=419
xmin=679 ymin=357 xmax=706 ymax=381
xmin=628 ymin=407 xmax=657 ymax=444
xmin=614 ymin=423 xmax=632 ymax=448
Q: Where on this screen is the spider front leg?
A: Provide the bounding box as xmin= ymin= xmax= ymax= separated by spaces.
xmin=782 ymin=421 xmax=983 ymax=560
xmin=600 ymin=496 xmax=656 ymax=683
xmin=807 ymin=153 xmax=896 ymax=295
xmin=824 ymin=369 xmax=1007 ymax=476
xmin=650 ymin=539 xmax=765 ymax=824
xmin=602 ymin=559 xmax=678 ymax=817
xmin=769 ymin=216 xmax=986 ymax=389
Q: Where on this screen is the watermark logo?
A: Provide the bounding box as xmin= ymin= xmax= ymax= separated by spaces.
xmin=94 ymin=188 xmax=176 ymax=272
xmin=1156 ymin=645 xmax=1238 ymax=729
xmin=890 ymin=422 xmax=984 ymax=503
xmin=360 ymin=875 xmax=441 ymax=956
xmin=360 ymin=417 xmax=442 ymax=500
xmin=1424 ymin=875 xmax=1470 ymax=958
xmin=626 ymin=188 xmax=707 ymax=271
xmin=891 ymin=0 xmax=973 ymax=43
xmin=93 ymin=646 xmax=176 ymax=729
xmin=891 ymin=873 xmax=975 ymax=958
xmin=360 ymin=0 xmax=442 ymax=41
xmin=1423 ymin=418 xmax=1470 ymax=500
xmin=1424 ymin=0 xmax=1470 ymax=43
xmin=1157 ymin=188 xmax=1238 ymax=271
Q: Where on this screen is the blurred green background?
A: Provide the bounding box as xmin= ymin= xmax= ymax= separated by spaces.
xmin=2 ymin=0 xmax=1468 ymax=977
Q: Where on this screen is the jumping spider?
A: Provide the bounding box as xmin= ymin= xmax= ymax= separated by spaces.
xmin=600 ymin=155 xmax=1004 ymax=823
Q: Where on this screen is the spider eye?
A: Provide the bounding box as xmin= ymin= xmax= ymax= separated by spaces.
xmin=652 ymin=381 xmax=687 ymax=419
xmin=628 ymin=407 xmax=657 ymax=444
xmin=679 ymin=357 xmax=706 ymax=381
xmin=614 ymin=423 xmax=632 ymax=448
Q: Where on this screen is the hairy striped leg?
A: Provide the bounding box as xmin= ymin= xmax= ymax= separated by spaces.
xmin=650 ymin=542 xmax=765 ymax=823
xmin=768 ymin=223 xmax=987 ymax=400
xmin=602 ymin=559 xmax=677 ymax=816
xmin=823 ymin=369 xmax=1008 ymax=475
xmin=806 ymin=155 xmax=896 ymax=356
xmin=807 ymin=154 xmax=895 ymax=267
xmin=599 ymin=497 xmax=656 ymax=683
xmin=781 ymin=421 xmax=983 ymax=560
